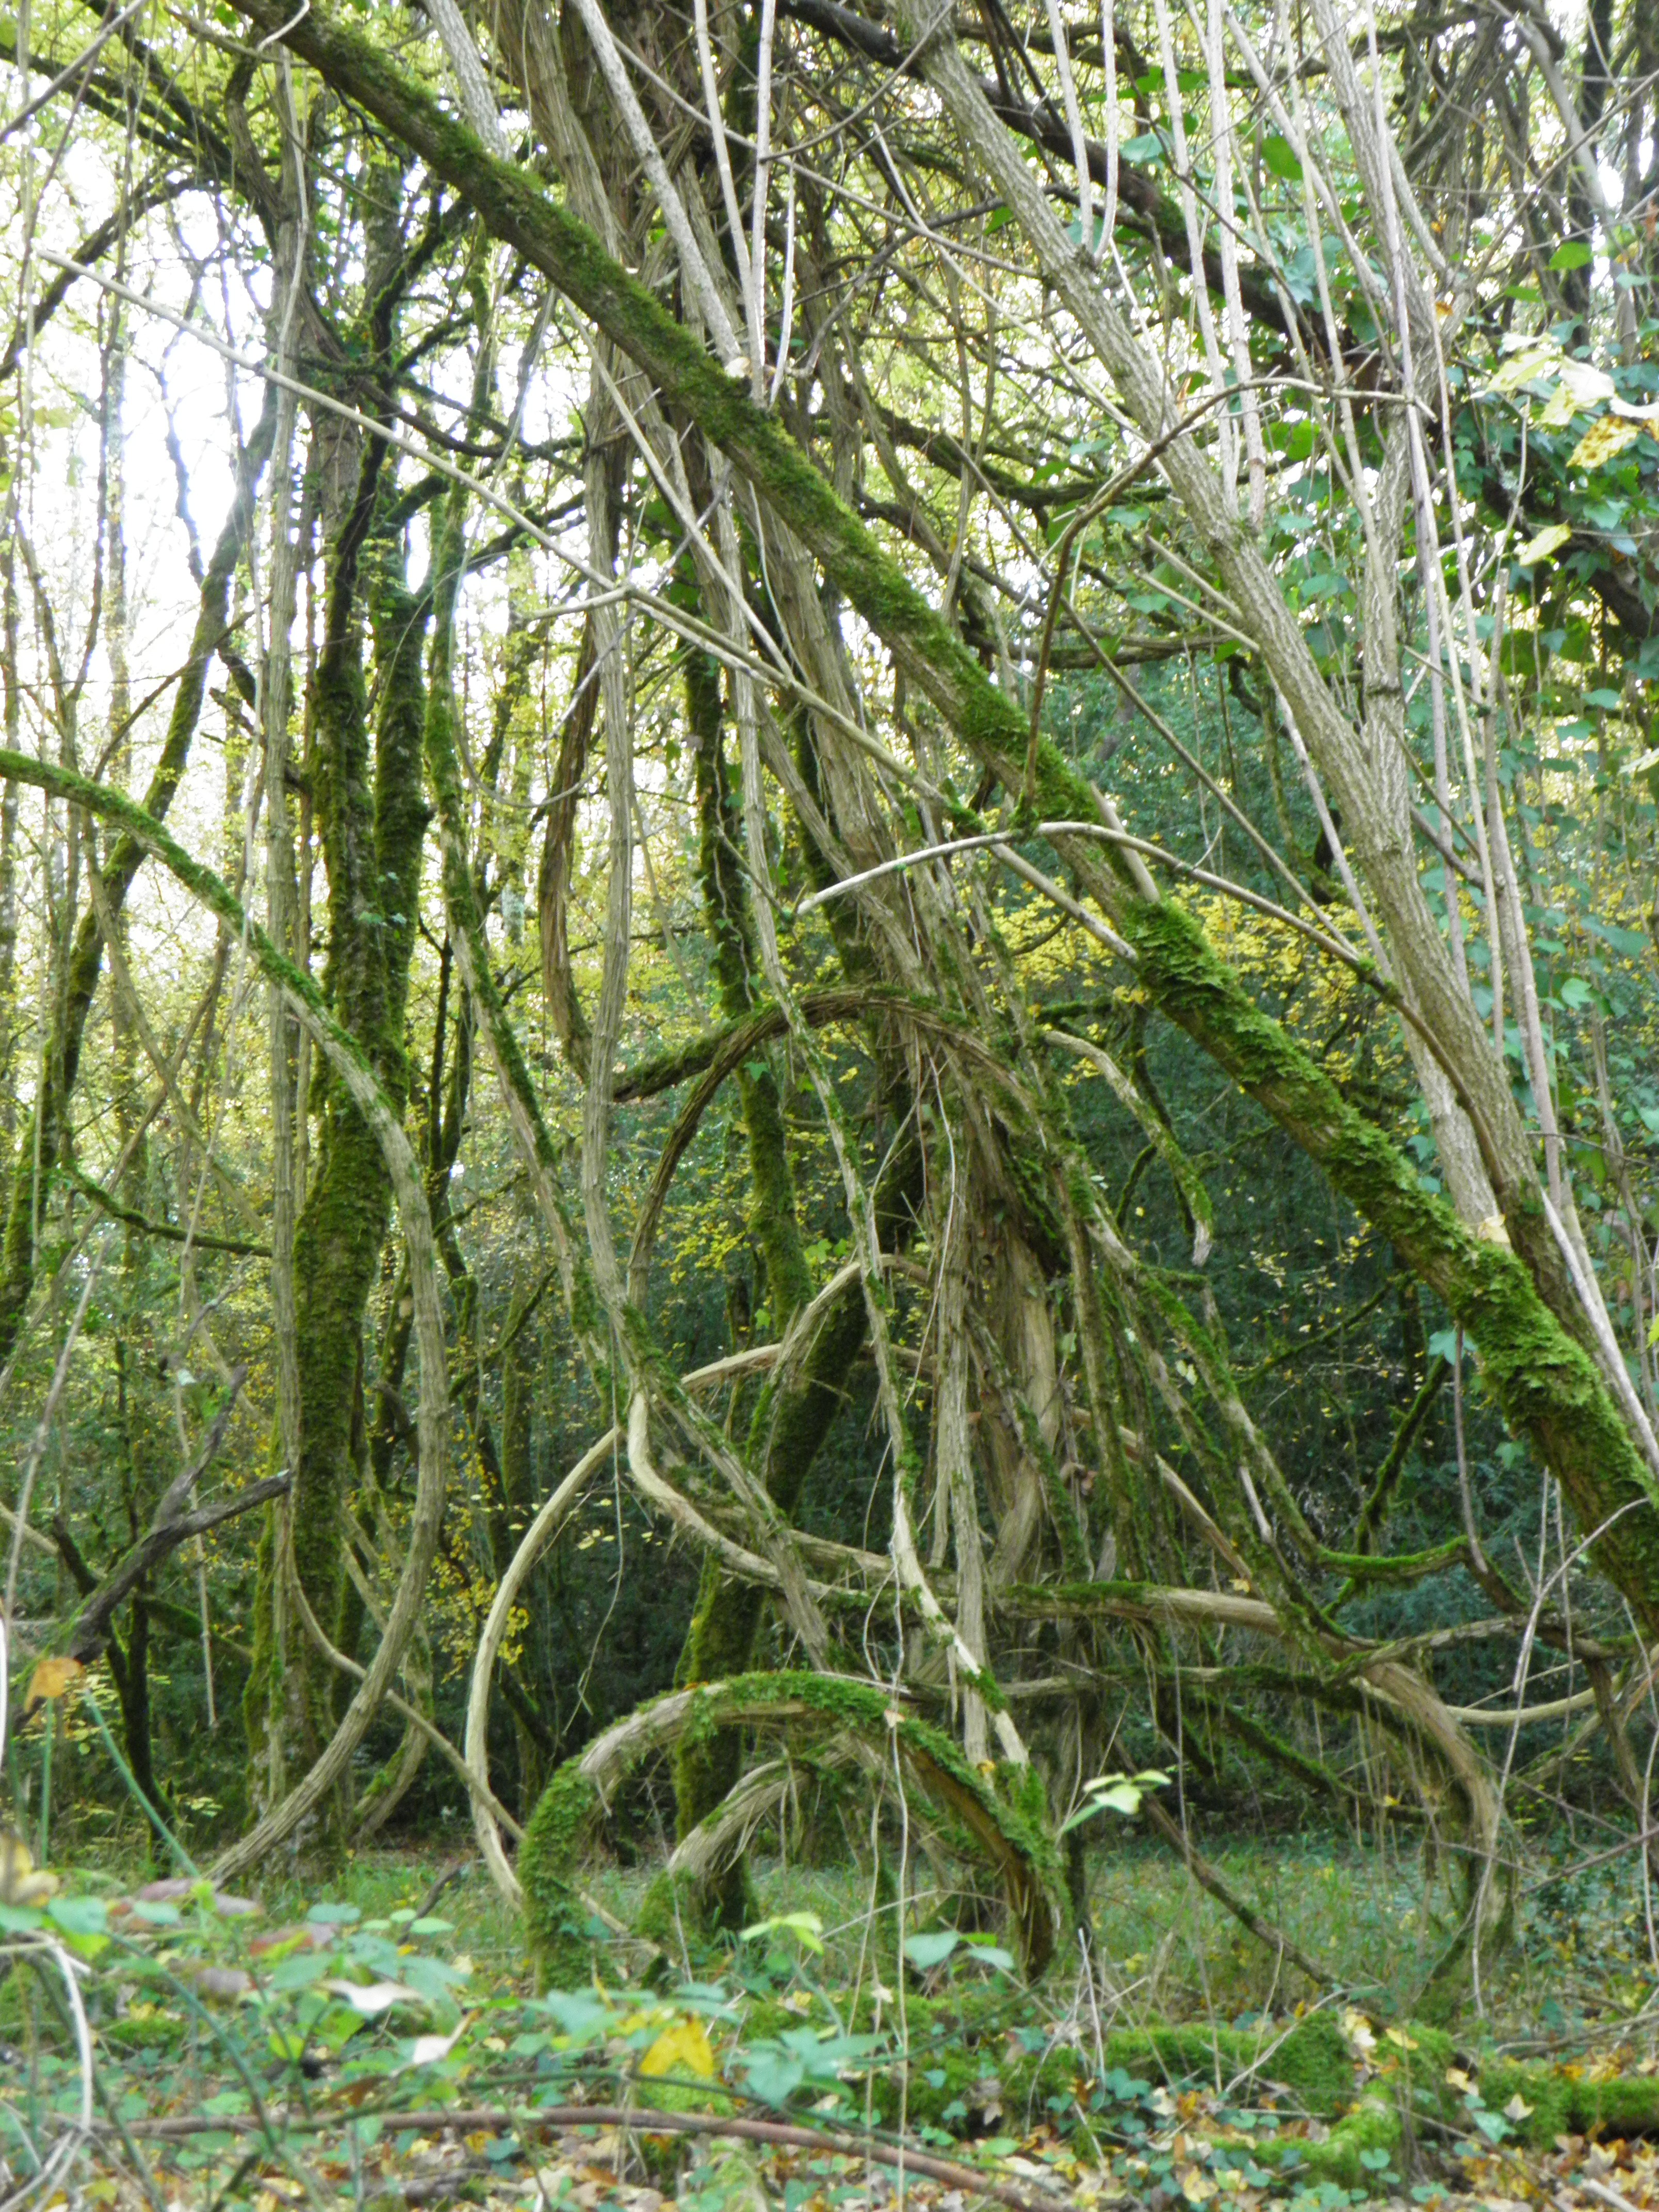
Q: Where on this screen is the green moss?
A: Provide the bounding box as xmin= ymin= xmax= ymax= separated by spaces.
xmin=1481 ymin=2060 xmax=1659 ymax=2145
xmin=1287 ymin=2096 xmax=1400 ymax=2190
xmin=246 ymin=477 xmax=434 ymax=1806
xmin=1088 ymin=2015 xmax=1358 ymax=2114
xmin=519 ymin=1764 xmax=605 ymax=1990
xmin=888 ymin=2029 xmax=1083 ymax=2130
xmin=521 ymin=1672 xmax=1064 ymax=1984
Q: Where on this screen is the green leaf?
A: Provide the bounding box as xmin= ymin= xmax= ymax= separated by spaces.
xmin=1119 ymin=132 xmax=1164 ymax=162
xmin=902 ymin=1930 xmax=962 ymax=1969
xmin=1262 ymin=134 xmax=1303 ymax=181
xmin=1548 ymin=240 xmax=1592 ymax=271
xmin=961 ymin=1942 xmax=1016 ymax=1970
xmin=268 ymin=1951 xmax=329 ymax=1990
xmin=539 ymin=1991 xmax=613 ymax=2044
xmin=740 ymin=1911 xmax=825 ymax=1954
xmin=1514 ymin=522 xmax=1572 ymax=566
xmin=46 ymin=1895 xmax=108 ymax=1939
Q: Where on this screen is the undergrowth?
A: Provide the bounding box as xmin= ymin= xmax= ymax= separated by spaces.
xmin=7 ymin=1821 xmax=1659 ymax=2210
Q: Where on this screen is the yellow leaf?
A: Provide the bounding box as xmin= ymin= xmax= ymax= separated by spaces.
xmin=25 ymin=1656 xmax=84 ymax=1714
xmin=1514 ymin=523 xmax=1572 ymax=565
xmin=1569 ymin=416 xmax=1642 ymax=470
xmin=1534 ymin=359 xmax=1615 ymax=427
xmin=1486 ymin=344 xmax=1559 ymax=397
xmin=1385 ymin=2028 xmax=1420 ymax=2051
xmin=0 ymin=1829 xmax=59 ymax=1906
xmin=640 ymin=2018 xmax=715 ymax=2081
xmin=1180 ymin=2166 xmax=1218 ymax=2203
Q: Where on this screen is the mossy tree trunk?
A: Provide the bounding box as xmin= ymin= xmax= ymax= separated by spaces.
xmin=244 ymin=408 xmax=432 ymax=1821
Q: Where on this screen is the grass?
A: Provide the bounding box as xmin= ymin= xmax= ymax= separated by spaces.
xmin=8 ymin=1809 xmax=1659 ymax=2209
xmin=573 ymin=1824 xmax=1659 ymax=2044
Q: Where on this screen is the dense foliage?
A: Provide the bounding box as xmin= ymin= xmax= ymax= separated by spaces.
xmin=1 ymin=0 xmax=1658 ymax=2189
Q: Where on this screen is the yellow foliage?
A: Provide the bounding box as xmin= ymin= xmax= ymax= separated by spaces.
xmin=639 ymin=2016 xmax=717 ymax=2080
xmin=1569 ymin=416 xmax=1642 ymax=469
xmin=25 ymin=1655 xmax=85 ymax=1715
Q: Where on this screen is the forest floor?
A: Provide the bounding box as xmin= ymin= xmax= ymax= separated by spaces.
xmin=3 ymin=1827 xmax=1659 ymax=2211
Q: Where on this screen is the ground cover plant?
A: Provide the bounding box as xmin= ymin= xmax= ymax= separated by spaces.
xmin=2 ymin=0 xmax=1659 ymax=2194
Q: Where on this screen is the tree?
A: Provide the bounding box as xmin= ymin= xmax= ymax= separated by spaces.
xmin=0 ymin=0 xmax=1655 ymax=2006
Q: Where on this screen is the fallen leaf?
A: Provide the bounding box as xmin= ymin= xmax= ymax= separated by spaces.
xmin=322 ymin=1978 xmax=425 ymax=2016
xmin=406 ymin=2014 xmax=472 ymax=2067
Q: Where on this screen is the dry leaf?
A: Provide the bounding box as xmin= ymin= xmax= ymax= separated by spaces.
xmin=322 ymin=1978 xmax=425 ymax=2016
xmin=1570 ymin=416 xmax=1642 ymax=469
xmin=0 ymin=1829 xmax=58 ymax=1906
xmin=25 ymin=1655 xmax=84 ymax=1714
xmin=406 ymin=2014 xmax=473 ymax=2068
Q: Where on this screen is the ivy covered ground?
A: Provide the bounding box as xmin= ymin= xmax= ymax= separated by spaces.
xmin=9 ymin=1838 xmax=1659 ymax=2211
